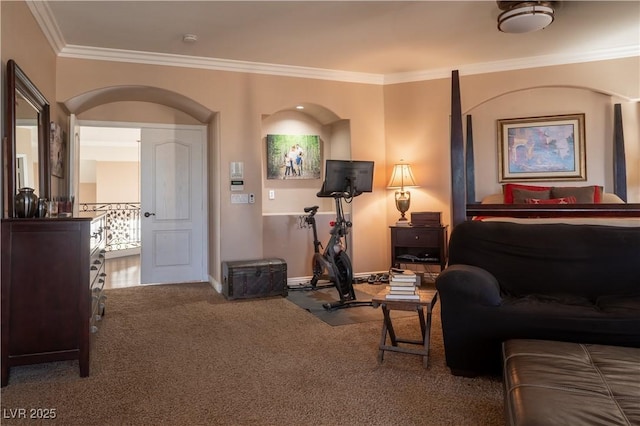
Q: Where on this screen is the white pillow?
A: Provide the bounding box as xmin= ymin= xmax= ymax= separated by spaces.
xmin=480 ymin=193 xmax=504 ymax=204
xmin=601 ymin=193 xmax=624 ymax=203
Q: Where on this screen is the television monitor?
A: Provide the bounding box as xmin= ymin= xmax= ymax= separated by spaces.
xmin=321 ymin=160 xmax=374 ymax=197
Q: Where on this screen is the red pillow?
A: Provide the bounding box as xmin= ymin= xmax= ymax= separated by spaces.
xmin=503 ymin=184 xmax=552 ymax=204
xmin=525 ymin=196 xmax=577 ymax=204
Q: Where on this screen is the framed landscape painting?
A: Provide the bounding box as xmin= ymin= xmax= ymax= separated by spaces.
xmin=266 ymin=134 xmax=321 ymax=180
xmin=498 ymin=113 xmax=586 ymax=182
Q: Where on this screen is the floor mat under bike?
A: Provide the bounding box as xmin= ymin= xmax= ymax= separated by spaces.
xmin=286 ymin=286 xmax=414 ymax=326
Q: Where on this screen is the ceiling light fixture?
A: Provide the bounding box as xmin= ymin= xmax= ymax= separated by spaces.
xmin=497 ymin=1 xmax=556 ymax=34
xmin=183 ymin=34 xmax=198 ymax=43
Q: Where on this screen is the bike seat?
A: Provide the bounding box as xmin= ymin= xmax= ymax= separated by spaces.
xmin=304 ymin=205 xmax=319 ymax=213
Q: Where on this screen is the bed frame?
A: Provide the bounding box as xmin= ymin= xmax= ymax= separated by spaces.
xmin=449 ymin=70 xmax=640 ymax=227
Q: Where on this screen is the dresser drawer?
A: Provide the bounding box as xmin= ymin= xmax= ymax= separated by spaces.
xmin=394 ymin=228 xmax=439 ymax=247
xmin=90 ymin=261 xmax=106 ymax=332
xmin=90 ymin=215 xmax=106 ymax=252
xmin=89 ymin=249 xmax=105 ymax=288
xmin=88 ymin=214 xmax=107 ymax=334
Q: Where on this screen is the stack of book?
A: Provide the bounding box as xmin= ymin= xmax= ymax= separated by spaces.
xmin=386 ymin=269 xmax=419 ymax=300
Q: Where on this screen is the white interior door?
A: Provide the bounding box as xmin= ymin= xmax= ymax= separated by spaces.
xmin=140 ymin=125 xmax=207 ymax=284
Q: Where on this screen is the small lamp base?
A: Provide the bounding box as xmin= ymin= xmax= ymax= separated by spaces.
xmin=395 ymin=219 xmax=411 ymax=227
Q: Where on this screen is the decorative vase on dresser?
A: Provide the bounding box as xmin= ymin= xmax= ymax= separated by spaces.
xmin=0 ymin=212 xmax=107 ymax=386
xmin=14 ymin=187 xmax=38 ymax=218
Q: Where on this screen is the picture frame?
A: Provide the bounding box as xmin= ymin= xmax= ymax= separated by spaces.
xmin=266 ymin=134 xmax=321 ymax=180
xmin=50 ymin=122 xmax=65 ymax=178
xmin=498 ymin=113 xmax=586 ymax=182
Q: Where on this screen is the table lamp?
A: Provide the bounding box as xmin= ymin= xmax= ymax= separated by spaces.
xmin=387 ymin=162 xmax=418 ymax=225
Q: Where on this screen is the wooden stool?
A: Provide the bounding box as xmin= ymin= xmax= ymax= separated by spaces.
xmin=371 ymin=289 xmax=438 ymax=368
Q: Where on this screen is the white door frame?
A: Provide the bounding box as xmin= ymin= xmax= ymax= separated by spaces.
xmin=73 ymin=120 xmax=209 ymax=285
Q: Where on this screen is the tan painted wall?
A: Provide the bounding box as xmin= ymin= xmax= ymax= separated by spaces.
xmin=3 ymin=0 xmax=639 ymax=283
xmin=458 ymin=59 xmax=639 ymax=203
xmin=1 ymin=0 xmax=65 ymax=200
xmin=79 ymin=182 xmax=96 ymax=204
xmin=384 ymin=57 xmax=640 ymax=229
xmin=96 ymin=161 xmax=140 ymax=203
xmin=55 ymin=59 xmax=388 ymax=280
xmin=1 ymin=2 xmax=56 ymax=112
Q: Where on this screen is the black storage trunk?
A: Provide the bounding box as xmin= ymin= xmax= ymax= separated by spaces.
xmin=222 ymin=258 xmax=288 ymax=300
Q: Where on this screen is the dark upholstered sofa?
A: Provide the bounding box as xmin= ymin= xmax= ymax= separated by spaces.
xmin=503 ymin=339 xmax=640 ymax=426
xmin=435 ymin=220 xmax=640 ymax=376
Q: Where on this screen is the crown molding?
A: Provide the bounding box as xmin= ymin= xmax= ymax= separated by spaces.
xmin=25 ymin=0 xmax=65 ymax=53
xmin=60 ymin=43 xmax=638 ymax=86
xmin=58 ymin=45 xmax=385 ymax=85
xmin=383 ymin=45 xmax=640 ymax=85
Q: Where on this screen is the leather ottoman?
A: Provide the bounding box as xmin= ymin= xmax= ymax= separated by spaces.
xmin=503 ymin=339 xmax=640 ymax=426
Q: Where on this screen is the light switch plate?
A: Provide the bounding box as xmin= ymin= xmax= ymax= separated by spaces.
xmin=231 ymin=193 xmax=249 ymax=204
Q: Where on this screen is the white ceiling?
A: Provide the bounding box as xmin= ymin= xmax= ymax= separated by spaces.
xmin=32 ymin=1 xmax=640 ymax=84
xmin=36 ymin=1 xmax=637 ymax=164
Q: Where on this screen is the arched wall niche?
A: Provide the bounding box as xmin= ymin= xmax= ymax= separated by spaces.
xmin=463 ymin=84 xmax=635 ymax=115
xmin=260 ymin=103 xmax=353 ymax=278
xmin=260 ymin=103 xmax=351 ymax=215
xmin=462 ymin=85 xmax=626 ymax=199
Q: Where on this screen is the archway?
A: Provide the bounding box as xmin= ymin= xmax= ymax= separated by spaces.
xmin=63 ymin=86 xmax=217 ymax=287
xmin=62 ymin=85 xmax=214 ymax=122
xmin=260 ymin=102 xmax=353 ymax=279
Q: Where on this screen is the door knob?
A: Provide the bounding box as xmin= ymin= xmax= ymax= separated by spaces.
xmin=144 ymin=212 xmax=156 ymax=217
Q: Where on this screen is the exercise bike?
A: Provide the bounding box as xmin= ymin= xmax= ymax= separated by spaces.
xmin=301 ymin=186 xmax=373 ymax=311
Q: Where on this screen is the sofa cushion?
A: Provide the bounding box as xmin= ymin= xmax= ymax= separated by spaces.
xmin=447 ymin=221 xmax=640 ymax=299
xmin=505 ymin=293 xmax=593 ymax=310
xmin=596 ymin=294 xmax=640 ymax=314
xmin=503 ymin=339 xmax=640 ymax=426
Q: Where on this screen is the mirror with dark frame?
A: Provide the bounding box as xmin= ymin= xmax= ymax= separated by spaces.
xmin=4 ymin=59 xmax=50 ymax=218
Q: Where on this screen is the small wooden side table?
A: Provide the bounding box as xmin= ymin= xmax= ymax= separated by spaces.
xmin=371 ymin=289 xmax=438 ymax=368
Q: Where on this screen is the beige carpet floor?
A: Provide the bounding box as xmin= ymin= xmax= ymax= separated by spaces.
xmin=0 ymin=282 xmax=503 ymax=425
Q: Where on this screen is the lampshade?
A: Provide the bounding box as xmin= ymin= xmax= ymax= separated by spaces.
xmin=497 ymin=1 xmax=555 ymax=34
xmin=388 ymin=163 xmax=418 ymax=225
xmin=387 ymin=164 xmax=418 ymax=189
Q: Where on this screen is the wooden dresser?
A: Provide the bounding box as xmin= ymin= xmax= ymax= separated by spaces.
xmin=1 ymin=212 xmax=107 ymax=386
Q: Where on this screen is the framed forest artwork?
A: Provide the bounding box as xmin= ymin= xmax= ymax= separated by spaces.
xmin=266 ymin=134 xmax=321 ymax=180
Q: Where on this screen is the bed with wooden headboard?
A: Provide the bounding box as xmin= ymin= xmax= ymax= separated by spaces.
xmin=448 ymin=70 xmax=640 ymax=227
